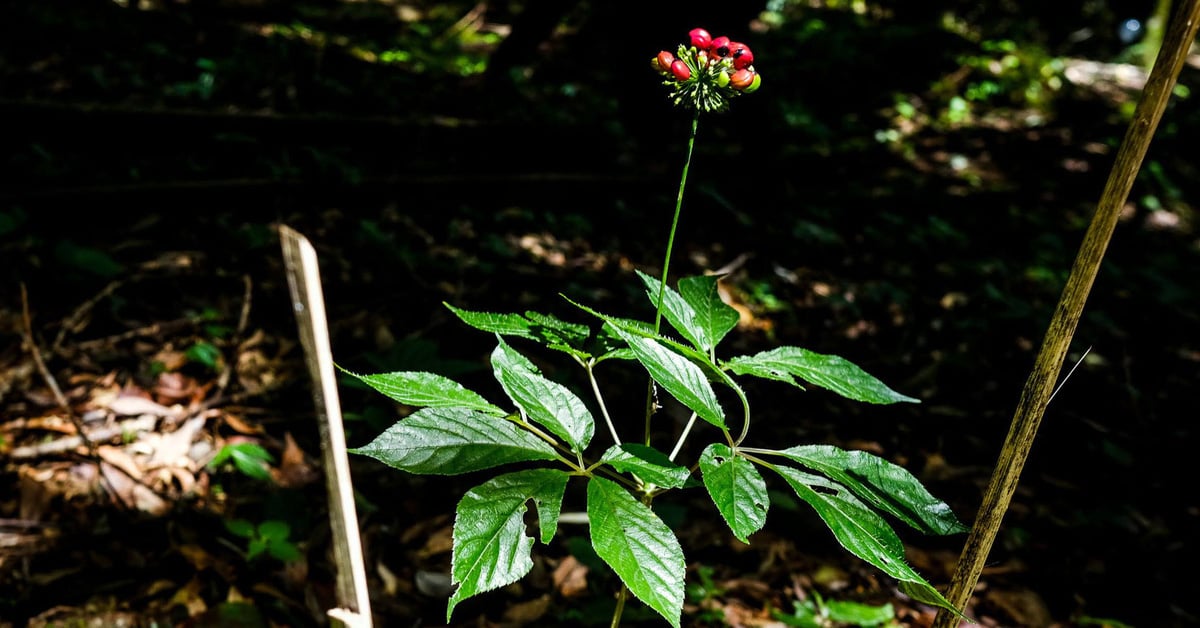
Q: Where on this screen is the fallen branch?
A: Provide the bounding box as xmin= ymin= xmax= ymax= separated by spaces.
xmin=9 ymin=416 xmax=158 ymax=460
xmin=20 ymin=284 xmax=95 ymax=456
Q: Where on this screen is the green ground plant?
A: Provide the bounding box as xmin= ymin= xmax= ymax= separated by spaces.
xmin=347 ymin=28 xmax=965 ymax=627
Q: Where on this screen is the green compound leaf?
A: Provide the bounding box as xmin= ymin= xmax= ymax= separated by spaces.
xmin=605 ymin=323 xmax=726 ymax=430
xmin=636 ymin=270 xmax=708 ymax=352
xmin=700 ymin=444 xmax=768 ymax=543
xmin=678 ymin=275 xmax=740 ymax=351
xmin=725 ymin=346 xmax=919 ymax=404
xmin=770 ymin=445 xmax=967 ymax=535
xmin=771 ymin=465 xmax=957 ymax=614
xmin=448 ymin=469 xmax=570 ymax=621
xmin=491 ymin=338 xmax=595 ymax=453
xmin=350 ymin=406 xmax=558 ymax=475
xmin=445 ymin=304 xmax=592 ymax=358
xmin=345 ymin=369 xmax=505 ymax=416
xmin=600 ymin=443 xmax=692 ymax=489
xmin=587 ymin=476 xmax=686 ymax=628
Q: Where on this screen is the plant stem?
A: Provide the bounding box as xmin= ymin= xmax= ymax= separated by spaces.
xmin=586 ymin=360 xmax=622 ymax=446
xmin=653 ymin=112 xmax=699 ymax=334
xmin=932 ymin=1 xmax=1200 ymax=624
xmin=609 ymin=585 xmax=628 ymax=628
xmin=668 ymin=412 xmax=699 ymax=461
xmin=646 ymin=112 xmax=701 ymax=445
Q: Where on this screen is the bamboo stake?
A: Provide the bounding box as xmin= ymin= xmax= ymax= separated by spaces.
xmin=280 ymin=226 xmax=374 ymax=628
xmin=932 ymin=2 xmax=1200 ymax=625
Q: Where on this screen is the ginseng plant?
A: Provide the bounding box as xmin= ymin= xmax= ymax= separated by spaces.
xmin=347 ymin=28 xmax=967 ymax=627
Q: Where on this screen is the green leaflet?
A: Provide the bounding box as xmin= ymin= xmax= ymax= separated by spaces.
xmin=770 ymin=465 xmax=957 ymax=614
xmin=491 ymin=339 xmax=595 ymax=453
xmin=445 ymin=304 xmax=591 ymax=358
xmin=725 ymin=346 xmax=919 ymax=404
xmin=350 ymin=406 xmax=558 ymax=474
xmin=636 ymin=270 xmax=708 ymax=351
xmin=635 ymin=271 xmax=740 ymax=354
xmin=604 ymin=323 xmax=726 ymax=430
xmin=345 ymin=369 xmax=505 ymax=416
xmin=677 ymin=275 xmax=740 ymax=351
xmin=587 ymin=476 xmax=686 ymax=628
xmin=448 ymin=469 xmax=570 ymax=621
xmin=770 ymin=445 xmax=966 ymax=535
xmin=600 ymin=443 xmax=692 ymax=489
xmin=700 ymin=444 xmax=768 ymax=543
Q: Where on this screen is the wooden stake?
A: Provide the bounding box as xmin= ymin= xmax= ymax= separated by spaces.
xmin=280 ymin=225 xmax=374 ymax=628
xmin=932 ymin=3 xmax=1200 ymax=625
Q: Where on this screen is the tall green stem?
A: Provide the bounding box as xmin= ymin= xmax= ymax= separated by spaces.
xmin=645 ymin=112 xmax=701 ymax=445
xmin=653 ymin=113 xmax=700 ymax=333
xmin=609 ymin=584 xmax=628 ymax=628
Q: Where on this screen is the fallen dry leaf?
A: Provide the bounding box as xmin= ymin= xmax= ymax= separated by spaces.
xmin=221 ymin=412 xmax=263 ymax=435
xmin=271 ymin=432 xmax=319 ymax=488
xmin=100 ymin=461 xmax=168 ymax=515
xmin=106 ymin=394 xmax=182 ymax=419
xmin=551 ymin=555 xmax=589 ymax=598
xmin=147 ymin=415 xmax=207 ymax=468
xmin=501 ymin=593 xmax=551 ymax=625
xmin=985 ymin=587 xmax=1054 ymax=627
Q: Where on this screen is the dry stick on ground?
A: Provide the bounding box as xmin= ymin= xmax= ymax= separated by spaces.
xmin=932 ymin=2 xmax=1200 ymax=625
xmin=280 ymin=225 xmax=373 ymax=628
xmin=20 ymin=283 xmax=96 ymax=457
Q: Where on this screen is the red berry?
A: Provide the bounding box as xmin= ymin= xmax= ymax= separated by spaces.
xmin=669 ymin=59 xmax=691 ymax=81
xmin=730 ymin=68 xmax=755 ymax=90
xmin=689 ymin=28 xmax=712 ymax=50
xmin=709 ymin=36 xmax=731 ymax=59
xmin=656 ymin=51 xmax=675 ymax=72
xmin=729 ymin=42 xmax=754 ymax=69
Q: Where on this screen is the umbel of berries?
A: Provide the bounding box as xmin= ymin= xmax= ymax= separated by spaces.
xmin=652 ymin=27 xmax=761 ymax=113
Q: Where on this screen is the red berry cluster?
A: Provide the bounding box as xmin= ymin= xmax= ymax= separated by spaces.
xmin=652 ymin=27 xmax=761 ymax=112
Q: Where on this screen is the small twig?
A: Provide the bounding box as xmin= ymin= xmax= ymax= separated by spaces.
xmin=9 ymin=416 xmax=158 ymax=460
xmin=52 ymin=278 xmax=125 ymax=353
xmin=236 ymin=274 xmax=253 ymax=335
xmin=20 ymin=284 xmax=96 ymax=456
xmin=74 ymin=318 xmax=198 ymax=351
xmin=215 ymin=274 xmax=254 ymax=395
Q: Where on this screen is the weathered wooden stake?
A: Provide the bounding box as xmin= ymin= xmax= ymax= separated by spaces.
xmin=281 ymin=225 xmax=374 ymax=628
xmin=932 ymin=3 xmax=1200 ymax=626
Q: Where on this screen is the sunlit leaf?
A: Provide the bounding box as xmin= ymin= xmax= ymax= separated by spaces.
xmin=726 ymin=346 xmax=918 ymax=404
xmin=445 ymin=304 xmax=592 ymax=358
xmin=769 ymin=445 xmax=966 ymax=535
xmin=445 ymin=304 xmax=539 ymax=339
xmin=700 ymin=444 xmax=768 ymax=543
xmin=350 ymin=407 xmax=558 ymax=474
xmin=600 ymin=443 xmax=691 ymax=489
xmin=448 ymin=469 xmax=570 ymax=620
xmin=491 ymin=339 xmax=594 ymax=453
xmin=678 ymin=275 xmax=740 ymax=351
xmin=345 ymin=369 xmax=504 ymax=416
xmin=587 ymin=476 xmax=686 ymax=628
xmin=636 ymin=270 xmax=707 ymax=351
xmin=605 ymin=324 xmax=726 ymax=430
xmin=771 ymin=465 xmax=957 ymax=614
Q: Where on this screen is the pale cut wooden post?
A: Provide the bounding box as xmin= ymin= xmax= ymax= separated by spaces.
xmin=932 ymin=2 xmax=1200 ymax=625
xmin=281 ymin=225 xmax=374 ymax=628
